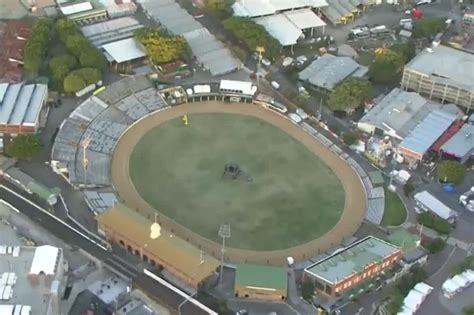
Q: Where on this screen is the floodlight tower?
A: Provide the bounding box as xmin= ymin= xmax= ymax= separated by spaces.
xmin=81 ymin=136 xmax=91 ymax=188
xmin=218 ymin=223 xmax=231 ymax=286
xmin=256 ymin=46 xmax=265 ymax=87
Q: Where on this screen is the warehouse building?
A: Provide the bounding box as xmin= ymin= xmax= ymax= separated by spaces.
xmin=440 ymin=117 xmax=474 ymax=163
xmin=401 ymin=45 xmax=474 ymax=111
xmin=358 ymin=88 xmax=461 ymax=140
xmin=0 ymin=83 xmax=48 ymax=136
xmin=234 ymin=264 xmax=287 ymax=301
xmin=298 ymin=53 xmax=368 ymax=92
xmin=304 ymin=236 xmax=401 ymax=298
xmin=96 ymin=203 xmax=220 ymax=289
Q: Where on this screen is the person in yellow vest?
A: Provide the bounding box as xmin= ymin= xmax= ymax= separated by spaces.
xmin=182 ymin=114 xmax=189 ymax=126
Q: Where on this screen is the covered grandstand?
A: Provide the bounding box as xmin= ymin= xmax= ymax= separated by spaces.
xmin=51 ymin=75 xmax=169 ymax=188
xmin=137 ymin=0 xmax=242 ymax=76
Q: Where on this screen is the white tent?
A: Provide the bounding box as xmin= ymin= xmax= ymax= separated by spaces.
xmin=29 ymin=245 xmax=60 ymax=276
xmin=414 ymin=282 xmax=433 ymax=296
xmin=403 ymin=289 xmax=425 ymax=312
xmin=442 ymin=278 xmax=462 ymax=297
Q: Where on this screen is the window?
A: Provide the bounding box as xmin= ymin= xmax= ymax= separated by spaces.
xmin=347 ymin=281 xmax=352 ymax=287
xmin=363 ymin=273 xmax=367 ymax=278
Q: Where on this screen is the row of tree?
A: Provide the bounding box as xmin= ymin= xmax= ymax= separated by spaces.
xmin=49 ymin=19 xmax=106 ymax=93
xmin=222 ymin=17 xmax=281 ymax=60
xmin=24 ymin=18 xmax=53 ymax=75
xmin=135 ymin=28 xmax=190 ymax=65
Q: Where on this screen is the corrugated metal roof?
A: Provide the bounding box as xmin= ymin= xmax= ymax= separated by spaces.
xmin=0 ymin=83 xmax=22 ymax=124
xmin=59 ymin=1 xmax=93 ymax=15
xmin=284 ymin=9 xmax=326 ymax=30
xmin=400 ymin=110 xmax=458 ymax=156
xmin=101 ymin=38 xmax=147 ymax=63
xmin=24 ymin=84 xmax=48 ymax=125
xmin=255 ymin=14 xmax=303 ymax=46
xmin=0 ymin=83 xmax=8 ymax=103
xmin=441 ymin=123 xmax=474 ymax=158
xmin=9 ymin=84 xmax=34 ymax=124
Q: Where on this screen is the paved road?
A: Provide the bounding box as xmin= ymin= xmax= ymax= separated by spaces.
xmin=0 ymin=182 xmax=211 ymax=315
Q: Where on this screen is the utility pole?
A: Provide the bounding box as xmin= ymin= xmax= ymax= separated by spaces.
xmin=218 ymin=223 xmax=231 ymax=286
xmin=81 ymin=136 xmax=91 ymax=188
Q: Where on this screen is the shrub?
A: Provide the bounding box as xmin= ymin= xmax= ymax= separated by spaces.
xmin=427 ymin=237 xmax=446 ymax=254
xmin=342 ymin=132 xmax=359 ymax=146
xmin=449 ymin=256 xmax=474 ymax=276
xmin=63 ymin=74 xmax=86 ymax=94
xmin=417 ymin=212 xmax=452 ymax=234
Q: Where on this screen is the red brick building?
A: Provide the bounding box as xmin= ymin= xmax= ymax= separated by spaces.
xmin=304 ymin=236 xmax=401 ymax=297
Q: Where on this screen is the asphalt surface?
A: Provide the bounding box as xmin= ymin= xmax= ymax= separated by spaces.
xmin=0 ymin=181 xmax=211 ymax=315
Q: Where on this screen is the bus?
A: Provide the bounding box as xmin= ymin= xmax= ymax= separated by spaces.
xmin=350 ymin=27 xmax=370 ymax=40
xmin=219 ymin=80 xmax=257 ymax=96
xmin=370 ymin=25 xmax=392 ymax=38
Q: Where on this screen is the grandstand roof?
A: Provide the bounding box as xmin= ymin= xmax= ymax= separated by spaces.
xmin=80 ymin=17 xmax=143 ymax=47
xmin=298 ymin=53 xmax=368 ymax=90
xmin=254 ymin=14 xmax=302 ymax=46
xmin=96 ymin=203 xmax=220 ymax=284
xmin=305 ymin=236 xmax=400 ymax=284
xmin=102 ymin=38 xmax=147 ymax=63
xmin=283 ymin=8 xmax=326 ymax=30
xmin=232 ymin=0 xmax=328 ymax=18
xmin=0 ymin=83 xmax=47 ymax=127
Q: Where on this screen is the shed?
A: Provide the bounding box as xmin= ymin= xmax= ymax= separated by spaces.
xmin=235 ymin=264 xmax=287 ymax=301
xmin=101 ymin=38 xmax=147 ymax=64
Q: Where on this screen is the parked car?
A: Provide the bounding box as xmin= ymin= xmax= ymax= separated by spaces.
xmin=416 ymin=0 xmax=435 ymax=5
xmin=261 ymin=58 xmax=271 ymax=66
xmin=282 ymin=57 xmax=293 ymax=67
xmin=271 ymin=81 xmax=280 ymax=89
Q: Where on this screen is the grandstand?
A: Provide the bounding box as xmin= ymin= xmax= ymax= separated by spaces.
xmin=51 ymin=76 xmax=169 ymax=188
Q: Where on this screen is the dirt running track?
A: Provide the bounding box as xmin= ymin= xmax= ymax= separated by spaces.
xmin=111 ymin=101 xmax=367 ymax=265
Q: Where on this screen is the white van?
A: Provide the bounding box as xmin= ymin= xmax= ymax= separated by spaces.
xmin=271 ymin=81 xmax=280 ymax=90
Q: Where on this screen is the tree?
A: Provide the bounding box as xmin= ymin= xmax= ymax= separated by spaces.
xmin=79 ymin=48 xmax=107 ymax=70
xmin=342 ymin=131 xmax=359 ymax=146
xmin=391 ymin=42 xmax=416 ymax=62
xmin=23 ymin=18 xmax=53 ymax=75
xmin=369 ymin=49 xmax=405 ymax=83
xmin=71 ymin=67 xmax=102 ymax=85
xmin=448 ymin=256 xmax=474 ymax=276
xmin=223 ymin=17 xmax=281 ymax=60
xmin=301 ymin=280 xmax=315 ymax=301
xmin=417 ymin=212 xmax=452 ymax=234
xmin=327 ymin=78 xmax=373 ymax=112
xmin=49 ymin=54 xmax=77 ymax=80
xmin=135 ymin=28 xmax=190 ymax=64
xmin=63 ymin=74 xmax=86 ymax=93
xmin=54 ymin=18 xmax=78 ymax=43
xmin=463 ymin=305 xmax=474 ymax=315
xmin=66 ymin=33 xmax=91 ymax=56
xmin=437 ymin=160 xmax=466 ymax=185
xmin=427 ymin=237 xmax=446 ymax=254
xmin=403 ymin=178 xmax=415 ymax=197
xmin=204 ymin=0 xmax=234 ymax=19
xmin=413 ymin=17 xmax=445 ymax=39
xmin=6 ymin=135 xmax=43 ymax=160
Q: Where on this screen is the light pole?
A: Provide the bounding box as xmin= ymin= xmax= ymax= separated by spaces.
xmin=218 ymin=223 xmax=231 ymax=286
xmin=178 ymin=292 xmax=196 ymax=315
xmin=256 ymin=46 xmax=265 ymax=87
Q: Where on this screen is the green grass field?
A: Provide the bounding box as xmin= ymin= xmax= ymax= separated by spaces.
xmin=129 ymin=113 xmax=345 ymax=250
xmin=381 ymin=188 xmax=407 ymax=227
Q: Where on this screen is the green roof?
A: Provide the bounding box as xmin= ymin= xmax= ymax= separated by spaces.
xmin=305 ymin=236 xmax=400 ymax=284
xmin=368 ymin=171 xmax=384 ymax=186
xmin=386 ymin=229 xmax=420 ymax=252
xmin=235 ymin=264 xmax=287 ymax=290
xmin=26 ymin=182 xmax=57 ymax=201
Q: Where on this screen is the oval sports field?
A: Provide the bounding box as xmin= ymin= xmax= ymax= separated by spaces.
xmin=111 ymin=102 xmax=367 ymax=264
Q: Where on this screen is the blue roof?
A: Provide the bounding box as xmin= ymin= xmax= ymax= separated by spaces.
xmin=400 ymin=110 xmax=457 ymax=155
xmin=24 ymin=84 xmax=48 ymax=125
xmin=9 ymin=84 xmax=35 ymax=124
xmin=0 ymin=83 xmax=22 ymax=124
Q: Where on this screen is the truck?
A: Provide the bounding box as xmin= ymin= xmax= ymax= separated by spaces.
xmin=414 ymin=191 xmax=457 ymax=223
